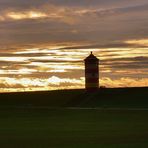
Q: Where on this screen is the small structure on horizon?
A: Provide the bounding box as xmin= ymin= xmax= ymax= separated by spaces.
xmin=84 ymin=52 xmax=99 ymax=91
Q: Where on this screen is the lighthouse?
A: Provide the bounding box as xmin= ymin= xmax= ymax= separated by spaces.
xmin=84 ymin=52 xmax=99 ymax=91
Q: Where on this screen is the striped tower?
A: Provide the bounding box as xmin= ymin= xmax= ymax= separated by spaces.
xmin=84 ymin=52 xmax=99 ymax=91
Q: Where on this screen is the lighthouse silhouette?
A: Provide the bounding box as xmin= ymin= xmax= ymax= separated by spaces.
xmin=84 ymin=52 xmax=99 ymax=91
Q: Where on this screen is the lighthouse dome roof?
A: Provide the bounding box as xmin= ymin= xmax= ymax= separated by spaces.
xmin=84 ymin=52 xmax=99 ymax=62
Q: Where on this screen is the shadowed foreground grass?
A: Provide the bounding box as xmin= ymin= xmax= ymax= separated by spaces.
xmin=0 ymin=108 xmax=148 ymax=148
xmin=0 ymin=88 xmax=148 ymax=147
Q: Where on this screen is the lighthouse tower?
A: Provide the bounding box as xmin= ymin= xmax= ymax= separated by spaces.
xmin=84 ymin=52 xmax=99 ymax=91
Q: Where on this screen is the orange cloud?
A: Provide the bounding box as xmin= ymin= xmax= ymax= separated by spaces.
xmin=1 ymin=5 xmax=78 ymax=24
xmin=7 ymin=11 xmax=48 ymax=20
xmin=0 ymin=76 xmax=84 ymax=92
xmin=0 ymin=76 xmax=147 ymax=93
xmin=100 ymin=77 xmax=148 ymax=88
xmin=125 ymin=39 xmax=148 ymax=46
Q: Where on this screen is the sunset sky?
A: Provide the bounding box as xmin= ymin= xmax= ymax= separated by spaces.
xmin=0 ymin=0 xmax=148 ymax=92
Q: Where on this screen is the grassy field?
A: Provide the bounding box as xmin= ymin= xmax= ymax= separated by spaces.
xmin=0 ymin=88 xmax=148 ymax=147
xmin=0 ymin=108 xmax=148 ymax=148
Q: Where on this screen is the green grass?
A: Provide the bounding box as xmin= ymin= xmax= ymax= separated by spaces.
xmin=0 ymin=108 xmax=148 ymax=148
xmin=0 ymin=88 xmax=148 ymax=147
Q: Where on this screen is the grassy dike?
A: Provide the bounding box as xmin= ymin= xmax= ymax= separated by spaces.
xmin=0 ymin=87 xmax=148 ymax=108
xmin=0 ymin=87 xmax=148 ymax=148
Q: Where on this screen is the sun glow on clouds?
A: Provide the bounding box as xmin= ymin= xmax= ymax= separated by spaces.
xmin=125 ymin=39 xmax=148 ymax=46
xmin=100 ymin=77 xmax=148 ymax=88
xmin=27 ymin=62 xmax=81 ymax=73
xmin=0 ymin=76 xmax=148 ymax=93
xmin=0 ymin=76 xmax=85 ymax=92
xmin=2 ymin=6 xmax=76 ymax=23
xmin=0 ymin=57 xmax=28 ymax=62
xmin=7 ymin=11 xmax=48 ymax=20
xmin=0 ymin=6 xmax=103 ymax=24
xmin=0 ymin=41 xmax=147 ymax=92
xmin=0 ymin=69 xmax=37 ymax=75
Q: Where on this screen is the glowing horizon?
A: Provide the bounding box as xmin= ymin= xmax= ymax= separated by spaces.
xmin=0 ymin=39 xmax=147 ymax=92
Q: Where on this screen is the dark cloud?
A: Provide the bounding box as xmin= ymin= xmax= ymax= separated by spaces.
xmin=0 ymin=0 xmax=147 ymax=7
xmin=61 ymin=42 xmax=148 ymax=50
xmin=101 ymin=56 xmax=148 ymax=71
xmin=0 ymin=1 xmax=147 ymax=45
xmin=103 ymin=56 xmax=148 ymax=62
